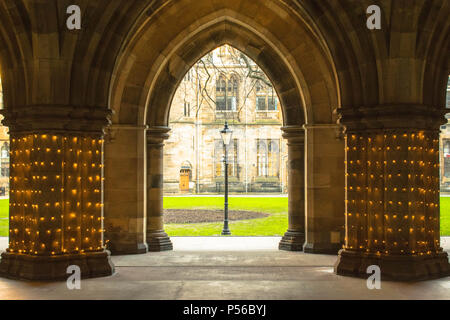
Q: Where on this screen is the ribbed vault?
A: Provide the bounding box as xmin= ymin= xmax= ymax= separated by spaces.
xmin=0 ymin=0 xmax=448 ymax=117
xmin=110 ymin=0 xmax=340 ymax=127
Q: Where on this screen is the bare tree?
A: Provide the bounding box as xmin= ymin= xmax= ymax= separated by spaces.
xmin=183 ymin=45 xmax=275 ymax=122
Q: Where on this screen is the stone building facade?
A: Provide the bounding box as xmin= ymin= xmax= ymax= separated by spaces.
xmin=164 ymin=46 xmax=288 ymax=194
xmin=0 ymin=77 xmax=9 ymax=196
xmin=440 ymin=76 xmax=450 ymax=191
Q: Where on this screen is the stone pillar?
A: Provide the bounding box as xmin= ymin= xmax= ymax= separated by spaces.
xmin=303 ymin=124 xmax=346 ymax=254
xmin=0 ymin=106 xmax=114 ymax=280
xmin=146 ymin=127 xmax=173 ymax=251
xmin=335 ymin=105 xmax=450 ymax=280
xmin=279 ymin=127 xmax=305 ymax=251
xmin=104 ymin=125 xmax=148 ymax=255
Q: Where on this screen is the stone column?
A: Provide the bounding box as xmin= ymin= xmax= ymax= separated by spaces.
xmin=279 ymin=127 xmax=305 ymax=251
xmin=0 ymin=106 xmax=114 ymax=280
xmin=335 ymin=105 xmax=450 ymax=280
xmin=303 ymin=124 xmax=346 ymax=254
xmin=146 ymin=127 xmax=173 ymax=251
xmin=104 ymin=125 xmax=148 ymax=255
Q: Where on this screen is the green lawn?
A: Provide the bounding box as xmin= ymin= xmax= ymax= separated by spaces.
xmin=164 ymin=196 xmax=288 ymax=236
xmin=0 ymin=199 xmax=9 ymax=237
xmin=441 ymin=197 xmax=450 ymax=236
xmin=0 ymin=197 xmax=449 ymax=237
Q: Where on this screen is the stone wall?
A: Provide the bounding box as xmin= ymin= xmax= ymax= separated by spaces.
xmin=163 ymin=46 xmax=288 ymax=194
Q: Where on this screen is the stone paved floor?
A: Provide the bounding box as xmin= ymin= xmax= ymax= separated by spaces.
xmin=1 ymin=237 xmax=450 ymax=300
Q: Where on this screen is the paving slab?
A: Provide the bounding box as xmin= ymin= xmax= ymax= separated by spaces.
xmin=0 ymin=237 xmax=450 ymax=300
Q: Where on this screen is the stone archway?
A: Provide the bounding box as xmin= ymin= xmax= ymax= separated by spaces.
xmin=0 ymin=0 xmax=448 ymax=281
xmin=105 ymin=0 xmax=345 ymax=255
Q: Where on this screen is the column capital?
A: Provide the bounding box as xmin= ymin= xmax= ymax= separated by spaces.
xmin=146 ymin=126 xmax=171 ymax=145
xmin=302 ymin=123 xmax=345 ymax=141
xmin=0 ymin=105 xmax=112 ymax=135
xmin=338 ymin=104 xmax=446 ymax=132
xmin=109 ymin=124 xmax=148 ymax=131
xmin=106 ymin=124 xmax=148 ymax=143
xmin=281 ymin=126 xmax=304 ymax=144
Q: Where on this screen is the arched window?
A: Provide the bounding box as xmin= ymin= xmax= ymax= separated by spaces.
xmin=257 ymin=140 xmax=267 ymax=177
xmin=257 ymin=139 xmax=279 ymax=177
xmin=256 ymin=81 xmax=266 ymax=111
xmin=445 ymin=140 xmax=450 ymax=178
xmin=216 ymin=75 xmax=226 ymax=110
xmin=227 ymin=75 xmax=239 ymax=111
xmin=216 ymin=75 xmax=239 ymax=111
xmin=1 ymin=143 xmax=8 ymax=159
xmin=216 ymin=75 xmax=226 ymax=92
xmin=268 ymin=141 xmax=279 ymax=177
xmin=256 ymin=81 xmax=278 ymax=111
xmin=444 ymin=141 xmax=450 ymax=155
xmin=0 ymin=142 xmax=9 ymax=177
xmin=214 ymin=139 xmax=238 ymax=177
xmin=214 ymin=140 xmax=223 ymax=177
xmin=229 ymin=139 xmax=239 ymax=177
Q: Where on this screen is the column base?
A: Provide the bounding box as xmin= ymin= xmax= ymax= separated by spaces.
xmin=108 ymin=242 xmax=148 ymax=255
xmin=0 ymin=250 xmax=115 ymax=281
xmin=147 ymin=231 xmax=173 ymax=252
xmin=335 ymin=249 xmax=450 ymax=281
xmin=279 ymin=231 xmax=305 ymax=251
xmin=303 ymin=242 xmax=342 ymax=255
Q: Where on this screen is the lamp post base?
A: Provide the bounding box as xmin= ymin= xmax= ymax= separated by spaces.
xmin=221 ymin=230 xmax=231 ymax=236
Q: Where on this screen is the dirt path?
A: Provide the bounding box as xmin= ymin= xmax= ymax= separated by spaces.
xmin=163 ymin=209 xmax=270 ymax=224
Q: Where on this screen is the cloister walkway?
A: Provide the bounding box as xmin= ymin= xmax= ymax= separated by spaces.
xmin=0 ymin=237 xmax=450 ymax=300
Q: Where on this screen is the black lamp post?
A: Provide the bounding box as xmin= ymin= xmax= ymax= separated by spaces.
xmin=220 ymin=121 xmax=233 ymax=236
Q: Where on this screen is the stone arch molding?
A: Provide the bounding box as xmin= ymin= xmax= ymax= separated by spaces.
xmin=111 ymin=5 xmax=341 ymax=127
xmin=0 ymin=0 xmax=447 ymax=281
xmin=104 ymin=0 xmax=345 ymax=255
